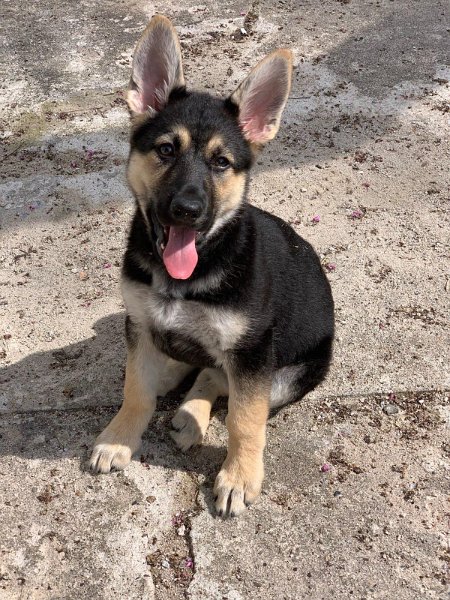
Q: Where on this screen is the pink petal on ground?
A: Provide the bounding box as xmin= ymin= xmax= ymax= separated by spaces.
xmin=350 ymin=209 xmax=364 ymax=219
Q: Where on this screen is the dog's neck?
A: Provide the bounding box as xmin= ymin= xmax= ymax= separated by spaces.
xmin=123 ymin=204 xmax=253 ymax=300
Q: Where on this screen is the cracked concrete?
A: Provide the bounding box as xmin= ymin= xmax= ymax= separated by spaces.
xmin=1 ymin=1 xmax=449 ymax=599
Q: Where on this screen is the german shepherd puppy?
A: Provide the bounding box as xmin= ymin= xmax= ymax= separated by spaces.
xmin=90 ymin=15 xmax=334 ymax=517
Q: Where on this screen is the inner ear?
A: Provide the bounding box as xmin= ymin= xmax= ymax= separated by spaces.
xmin=229 ymin=49 xmax=293 ymax=145
xmin=127 ymin=15 xmax=185 ymax=116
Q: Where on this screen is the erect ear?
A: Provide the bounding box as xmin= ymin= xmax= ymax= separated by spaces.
xmin=126 ymin=15 xmax=185 ymax=116
xmin=229 ymin=49 xmax=293 ymax=145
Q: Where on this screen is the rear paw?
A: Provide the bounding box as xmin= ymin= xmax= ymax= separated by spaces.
xmin=170 ymin=405 xmax=207 ymax=451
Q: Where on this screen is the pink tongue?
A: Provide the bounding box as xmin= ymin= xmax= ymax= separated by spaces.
xmin=163 ymin=226 xmax=198 ymax=279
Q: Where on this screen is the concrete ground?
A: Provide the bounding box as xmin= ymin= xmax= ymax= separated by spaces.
xmin=1 ymin=0 xmax=449 ymax=598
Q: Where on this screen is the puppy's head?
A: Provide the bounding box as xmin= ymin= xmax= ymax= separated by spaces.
xmin=126 ymin=15 xmax=292 ymax=280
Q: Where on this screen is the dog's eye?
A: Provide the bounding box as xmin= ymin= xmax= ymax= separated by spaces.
xmin=213 ymin=156 xmax=231 ymax=170
xmin=157 ymin=143 xmax=175 ymax=157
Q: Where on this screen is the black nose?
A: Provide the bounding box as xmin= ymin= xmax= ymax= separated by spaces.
xmin=170 ymin=185 xmax=206 ymax=224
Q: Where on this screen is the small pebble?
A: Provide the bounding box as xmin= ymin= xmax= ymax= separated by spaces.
xmin=321 ymin=463 xmax=331 ymax=473
xmin=177 ymin=525 xmax=186 ymax=536
xmin=161 ymin=559 xmax=170 ymax=569
xmin=333 ymin=490 xmax=342 ymax=498
xmin=383 ymin=404 xmax=399 ymax=415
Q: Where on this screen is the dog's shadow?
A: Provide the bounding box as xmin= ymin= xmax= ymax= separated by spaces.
xmin=0 ymin=312 xmax=229 ymax=494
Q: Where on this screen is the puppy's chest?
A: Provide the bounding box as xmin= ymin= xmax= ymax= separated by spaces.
xmin=124 ymin=282 xmax=248 ymax=366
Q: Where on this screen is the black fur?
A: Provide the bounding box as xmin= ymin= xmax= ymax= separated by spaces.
xmin=91 ymin=17 xmax=333 ymax=519
xmin=125 ymin=125 xmax=334 ymax=406
xmin=131 ymin=91 xmax=252 ymax=172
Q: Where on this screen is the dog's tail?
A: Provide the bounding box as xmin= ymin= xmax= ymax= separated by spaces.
xmin=269 ymin=339 xmax=333 ymax=413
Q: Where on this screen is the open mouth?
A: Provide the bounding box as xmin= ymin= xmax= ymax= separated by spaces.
xmin=159 ymin=225 xmax=200 ymax=280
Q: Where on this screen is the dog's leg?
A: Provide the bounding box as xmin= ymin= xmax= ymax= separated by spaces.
xmin=171 ymin=368 xmax=228 ymax=451
xmin=90 ymin=326 xmax=192 ymax=473
xmin=214 ymin=375 xmax=270 ymax=517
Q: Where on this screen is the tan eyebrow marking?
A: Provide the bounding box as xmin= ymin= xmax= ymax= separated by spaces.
xmin=154 ymin=125 xmax=191 ymax=152
xmin=172 ymin=125 xmax=191 ymax=151
xmin=204 ymin=134 xmax=234 ymax=162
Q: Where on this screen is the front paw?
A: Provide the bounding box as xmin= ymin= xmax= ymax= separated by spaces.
xmin=89 ymin=427 xmax=141 ymax=474
xmin=213 ymin=456 xmax=264 ymax=517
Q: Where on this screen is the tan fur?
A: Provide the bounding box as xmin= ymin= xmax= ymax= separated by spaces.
xmin=214 ymin=171 xmax=246 ymax=216
xmin=90 ymin=331 xmax=192 ymax=473
xmin=89 ymin=355 xmax=155 ymax=473
xmin=204 ymin=134 xmax=234 ymax=162
xmin=127 ymin=149 xmax=164 ymax=206
xmin=171 ymin=368 xmax=229 ymax=451
xmin=204 ymin=134 xmax=246 ymax=216
xmin=127 ymin=126 xmax=192 ymax=215
xmin=172 ymin=125 xmax=191 ymax=152
xmin=154 ymin=125 xmax=191 ymax=153
xmin=214 ymin=376 xmax=270 ymax=515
